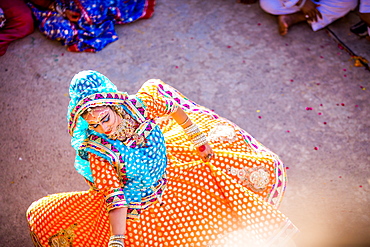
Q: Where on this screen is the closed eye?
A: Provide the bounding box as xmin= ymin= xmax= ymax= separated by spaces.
xmin=102 ymin=114 xmax=110 ymax=123
xmin=89 ymin=113 xmax=109 ymax=129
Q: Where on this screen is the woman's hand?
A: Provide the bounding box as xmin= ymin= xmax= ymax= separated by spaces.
xmin=300 ymin=0 xmax=322 ymax=22
xmin=197 ymin=143 xmax=214 ymax=162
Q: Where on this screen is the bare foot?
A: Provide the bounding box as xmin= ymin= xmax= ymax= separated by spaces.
xmin=277 ymin=12 xmax=307 ymax=36
xmin=278 ymin=15 xmax=290 ymax=36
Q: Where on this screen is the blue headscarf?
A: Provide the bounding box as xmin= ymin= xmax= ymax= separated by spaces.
xmin=67 ymin=70 xmax=128 ymax=181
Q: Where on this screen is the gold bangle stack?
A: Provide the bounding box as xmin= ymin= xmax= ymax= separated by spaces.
xmin=183 ymin=123 xmax=208 ymax=147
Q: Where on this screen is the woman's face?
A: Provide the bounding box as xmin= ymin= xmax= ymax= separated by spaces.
xmin=83 ymin=106 xmax=121 ymax=135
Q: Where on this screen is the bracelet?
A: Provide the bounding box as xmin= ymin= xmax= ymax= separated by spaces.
xmin=183 ymin=123 xmax=199 ymax=136
xmin=108 ymin=235 xmax=125 ymax=247
xmin=108 ymin=242 xmax=124 ymax=247
xmin=192 ymin=133 xmax=208 ymax=147
xmin=110 ymin=235 xmax=126 ymax=241
xmin=183 ymin=123 xmax=199 ymax=135
xmin=179 ymin=116 xmax=190 ymax=126
xmin=183 ymin=123 xmax=208 ymax=148
xmin=297 ymin=0 xmax=306 ymax=8
xmin=108 ymin=244 xmax=124 ymax=247
xmin=108 ymin=239 xmax=124 ymax=247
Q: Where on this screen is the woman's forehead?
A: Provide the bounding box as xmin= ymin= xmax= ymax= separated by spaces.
xmin=84 ymin=106 xmax=110 ymax=121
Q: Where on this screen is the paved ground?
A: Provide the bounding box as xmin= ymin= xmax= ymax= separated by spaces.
xmin=0 ymin=1 xmax=369 ymax=247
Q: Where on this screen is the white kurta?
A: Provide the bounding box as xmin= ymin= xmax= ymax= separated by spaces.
xmin=260 ymin=0 xmax=357 ymax=31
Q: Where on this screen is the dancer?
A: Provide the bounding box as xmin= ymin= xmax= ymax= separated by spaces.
xmin=27 ymin=70 xmax=298 ymax=247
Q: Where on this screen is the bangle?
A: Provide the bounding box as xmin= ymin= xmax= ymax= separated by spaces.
xmin=179 ymin=116 xmax=190 ymax=126
xmin=183 ymin=123 xmax=198 ymax=135
xmin=110 ymin=235 xmax=125 ymax=241
xmin=183 ymin=123 xmax=208 ymax=148
xmin=108 ymin=235 xmax=125 ymax=247
xmin=108 ymin=244 xmax=124 ymax=247
xmin=192 ymin=133 xmax=207 ymax=147
xmin=108 ymin=241 xmax=124 ymax=247
xmin=297 ymin=0 xmax=306 ymax=8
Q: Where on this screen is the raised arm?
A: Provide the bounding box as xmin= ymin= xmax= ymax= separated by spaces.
xmin=170 ymin=106 xmax=214 ymax=162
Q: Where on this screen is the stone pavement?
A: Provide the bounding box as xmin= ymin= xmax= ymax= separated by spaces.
xmin=0 ymin=1 xmax=369 ymax=246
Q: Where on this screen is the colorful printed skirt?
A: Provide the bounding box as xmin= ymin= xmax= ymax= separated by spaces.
xmin=27 ymin=84 xmax=299 ymax=246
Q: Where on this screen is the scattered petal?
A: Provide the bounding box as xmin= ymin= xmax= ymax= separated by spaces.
xmin=343 ymin=69 xmax=346 ymax=71
xmin=286 ymin=167 xmax=290 ymax=169
xmin=286 ymin=130 xmax=291 ymax=133
xmin=339 ymin=176 xmax=342 ymax=178
xmin=344 ymin=75 xmax=347 ymax=77
xmin=320 ymin=56 xmax=324 ymax=58
xmin=175 ymin=66 xmax=179 ymax=69
xmin=258 ymin=116 xmax=262 ymax=119
xmin=323 ymin=122 xmax=327 ymax=125
xmin=314 ymin=147 xmax=319 ymax=150
xmin=316 ymin=83 xmax=320 ymax=85
xmin=320 ymin=104 xmax=323 ymax=106
xmin=355 ymin=105 xmax=359 ymax=107
xmin=341 ymin=103 xmax=345 ymax=106
xmin=338 ymin=44 xmax=344 ymax=50
xmin=243 ymin=60 xmax=246 ymax=63
xmin=306 ymin=48 xmax=311 ymax=51
xmin=285 ymin=43 xmax=289 ymax=46
xmin=290 ymin=79 xmax=294 ymax=82
xmin=359 ymin=185 xmax=363 ymax=188
xmin=306 ymin=107 xmax=313 ymax=110
xmin=257 ymin=23 xmax=261 ymax=26
xmin=227 ymin=45 xmax=232 ymax=48
xmin=318 ymin=112 xmax=322 ymax=115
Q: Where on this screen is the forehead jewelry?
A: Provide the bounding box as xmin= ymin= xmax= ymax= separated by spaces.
xmin=86 ymin=107 xmax=110 ymax=125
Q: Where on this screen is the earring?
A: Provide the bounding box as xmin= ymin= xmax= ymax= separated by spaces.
xmin=112 ymin=106 xmax=124 ymax=116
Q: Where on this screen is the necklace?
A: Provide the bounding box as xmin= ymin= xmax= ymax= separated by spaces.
xmin=107 ymin=113 xmax=145 ymax=145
